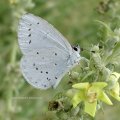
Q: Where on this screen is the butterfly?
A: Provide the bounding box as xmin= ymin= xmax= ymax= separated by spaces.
xmin=18 ymin=13 xmax=80 ymax=89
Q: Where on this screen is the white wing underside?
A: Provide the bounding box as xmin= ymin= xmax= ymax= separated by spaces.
xmin=21 ymin=49 xmax=71 ymax=89
xmin=18 ymin=13 xmax=73 ymax=89
xmin=18 ymin=13 xmax=72 ymax=55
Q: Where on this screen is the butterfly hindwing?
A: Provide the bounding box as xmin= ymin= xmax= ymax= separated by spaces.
xmin=20 ymin=48 xmax=70 ymax=89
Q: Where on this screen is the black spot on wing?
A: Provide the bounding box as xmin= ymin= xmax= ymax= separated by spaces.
xmin=44 ymin=84 xmax=47 ymax=87
xmin=28 ymin=28 xmax=31 ymax=31
xmin=29 ymin=40 xmax=31 ymax=44
xmin=28 ymin=34 xmax=31 ymax=37
xmin=36 ymin=67 xmax=38 ymax=70
xmin=47 ymin=77 xmax=51 ymax=81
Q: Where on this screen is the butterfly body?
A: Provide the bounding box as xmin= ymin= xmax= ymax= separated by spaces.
xmin=18 ymin=13 xmax=80 ymax=89
xmin=67 ymin=49 xmax=80 ymax=67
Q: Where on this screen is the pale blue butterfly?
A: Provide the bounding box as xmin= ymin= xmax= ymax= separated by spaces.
xmin=18 ymin=13 xmax=80 ymax=89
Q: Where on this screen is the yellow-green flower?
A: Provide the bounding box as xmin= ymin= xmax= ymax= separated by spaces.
xmin=70 ymin=82 xmax=112 ymax=117
xmin=107 ymin=72 xmax=120 ymax=101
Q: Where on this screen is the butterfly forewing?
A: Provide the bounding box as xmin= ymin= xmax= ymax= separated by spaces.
xmin=18 ymin=13 xmax=72 ymax=55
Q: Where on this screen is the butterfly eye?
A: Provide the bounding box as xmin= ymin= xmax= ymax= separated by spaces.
xmin=73 ymin=47 xmax=78 ymax=51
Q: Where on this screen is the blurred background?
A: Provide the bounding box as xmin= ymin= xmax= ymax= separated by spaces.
xmin=0 ymin=0 xmax=120 ymax=120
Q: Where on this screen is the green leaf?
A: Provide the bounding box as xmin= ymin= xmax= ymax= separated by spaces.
xmin=112 ymin=42 xmax=120 ymax=56
xmin=95 ymin=20 xmax=112 ymax=34
xmin=107 ymin=42 xmax=120 ymax=64
xmin=84 ymin=101 xmax=97 ymax=117
xmin=66 ymin=89 xmax=77 ymax=98
xmin=81 ymin=71 xmax=95 ymax=81
xmin=94 ymin=20 xmax=113 ymax=42
xmin=70 ymin=71 xmax=79 ymax=79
